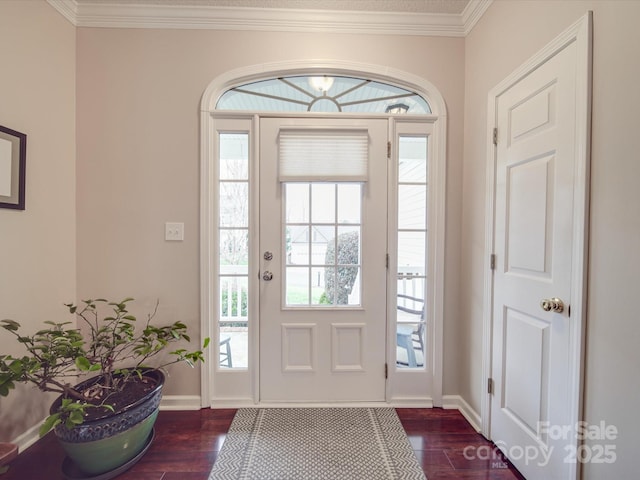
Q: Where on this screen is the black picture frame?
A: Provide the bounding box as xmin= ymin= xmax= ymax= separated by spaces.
xmin=0 ymin=125 xmax=27 ymax=210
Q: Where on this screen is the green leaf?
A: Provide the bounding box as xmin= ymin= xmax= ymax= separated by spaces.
xmin=0 ymin=319 xmax=20 ymax=331
xmin=68 ymin=410 xmax=84 ymax=425
xmin=8 ymin=359 xmax=23 ymax=374
xmin=39 ymin=414 xmax=61 ymax=437
xmin=203 ymin=337 xmax=211 ymax=349
xmin=75 ymin=357 xmax=91 ymax=371
xmin=0 ymin=379 xmax=16 ymax=396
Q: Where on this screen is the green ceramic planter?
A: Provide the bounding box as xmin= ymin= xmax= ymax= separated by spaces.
xmin=59 ymin=409 xmax=158 ymax=476
xmin=51 ymin=370 xmax=164 ymax=476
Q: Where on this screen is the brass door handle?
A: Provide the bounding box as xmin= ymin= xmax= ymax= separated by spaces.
xmin=540 ymin=297 xmax=564 ymax=313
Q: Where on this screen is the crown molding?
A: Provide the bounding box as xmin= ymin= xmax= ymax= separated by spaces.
xmin=48 ymin=0 xmax=78 ymax=25
xmin=46 ymin=0 xmax=492 ymax=37
xmin=462 ymin=0 xmax=492 ymax=36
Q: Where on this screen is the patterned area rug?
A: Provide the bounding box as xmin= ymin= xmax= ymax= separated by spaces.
xmin=208 ymin=408 xmax=426 ymax=480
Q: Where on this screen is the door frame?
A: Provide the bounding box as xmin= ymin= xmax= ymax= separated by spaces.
xmin=481 ymin=12 xmax=592 ymax=478
xmin=200 ymin=60 xmax=447 ymax=408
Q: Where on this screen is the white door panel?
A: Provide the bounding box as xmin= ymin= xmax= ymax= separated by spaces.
xmin=259 ymin=117 xmax=388 ymax=402
xmin=490 ymin=33 xmax=586 ymax=479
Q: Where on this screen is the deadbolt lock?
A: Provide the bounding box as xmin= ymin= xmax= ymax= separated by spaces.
xmin=262 ymin=271 xmax=274 ymax=281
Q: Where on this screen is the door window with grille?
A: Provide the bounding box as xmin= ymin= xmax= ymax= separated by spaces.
xmin=284 ymin=183 xmax=362 ymax=306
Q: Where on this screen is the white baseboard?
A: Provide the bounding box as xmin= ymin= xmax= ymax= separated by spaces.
xmin=210 ymin=399 xmax=435 ymax=408
xmin=211 ymin=400 xmax=400 ymax=408
xmin=210 ymin=398 xmax=257 ymax=408
xmin=11 ymin=420 xmax=43 ymax=454
xmin=442 ymin=394 xmax=481 ymax=431
xmin=389 ymin=397 xmax=434 ymax=408
xmin=159 ymin=395 xmax=202 ymax=410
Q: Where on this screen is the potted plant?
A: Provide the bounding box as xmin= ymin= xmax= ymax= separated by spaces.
xmin=0 ymin=297 xmax=208 ymax=477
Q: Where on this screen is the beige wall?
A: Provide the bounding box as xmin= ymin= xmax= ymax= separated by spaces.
xmin=75 ymin=29 xmax=465 ymax=395
xmin=463 ymin=1 xmax=640 ymax=477
xmin=0 ymin=1 xmax=76 ymax=441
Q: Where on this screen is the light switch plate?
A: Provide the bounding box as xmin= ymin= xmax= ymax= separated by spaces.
xmin=165 ymin=222 xmax=184 ymax=241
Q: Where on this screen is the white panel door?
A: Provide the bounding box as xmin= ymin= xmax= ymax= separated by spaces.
xmin=259 ymin=117 xmax=388 ymax=402
xmin=491 ymin=38 xmax=586 ymax=479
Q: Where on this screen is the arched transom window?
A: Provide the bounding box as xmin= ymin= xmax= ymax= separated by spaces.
xmin=216 ymin=74 xmax=432 ymax=114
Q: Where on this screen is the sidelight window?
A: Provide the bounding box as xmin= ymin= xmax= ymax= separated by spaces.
xmin=218 ymin=133 xmax=249 ymax=369
xmin=395 ymin=135 xmax=428 ymax=369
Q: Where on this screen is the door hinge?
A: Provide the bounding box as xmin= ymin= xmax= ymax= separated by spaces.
xmin=487 ymin=378 xmax=494 ymax=395
xmin=493 ymin=127 xmax=498 ymax=146
xmin=385 ymin=363 xmax=388 ymax=379
xmin=490 ymin=254 xmax=496 ymax=270
xmin=387 ymin=141 xmax=391 ymax=159
xmin=386 ymin=253 xmax=389 ymax=269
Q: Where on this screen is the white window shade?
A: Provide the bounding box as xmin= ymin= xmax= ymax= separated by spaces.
xmin=279 ymin=130 xmax=369 ymax=182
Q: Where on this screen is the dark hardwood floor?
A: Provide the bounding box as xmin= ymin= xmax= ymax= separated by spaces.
xmin=2 ymin=408 xmax=525 ymax=479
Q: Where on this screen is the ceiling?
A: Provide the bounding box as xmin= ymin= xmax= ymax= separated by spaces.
xmin=48 ymin=0 xmax=490 ymax=36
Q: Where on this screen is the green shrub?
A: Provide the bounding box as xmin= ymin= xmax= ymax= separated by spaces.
xmin=324 ymin=231 xmax=360 ymax=305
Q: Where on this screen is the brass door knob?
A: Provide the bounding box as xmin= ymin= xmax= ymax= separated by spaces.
xmin=540 ymin=297 xmax=564 ymax=313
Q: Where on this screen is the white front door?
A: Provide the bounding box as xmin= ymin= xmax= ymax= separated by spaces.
xmin=489 ymin=23 xmax=590 ymax=480
xmin=259 ymin=117 xmax=388 ymax=402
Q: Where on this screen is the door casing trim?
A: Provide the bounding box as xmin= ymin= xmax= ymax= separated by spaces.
xmin=200 ymin=60 xmax=447 ymax=408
